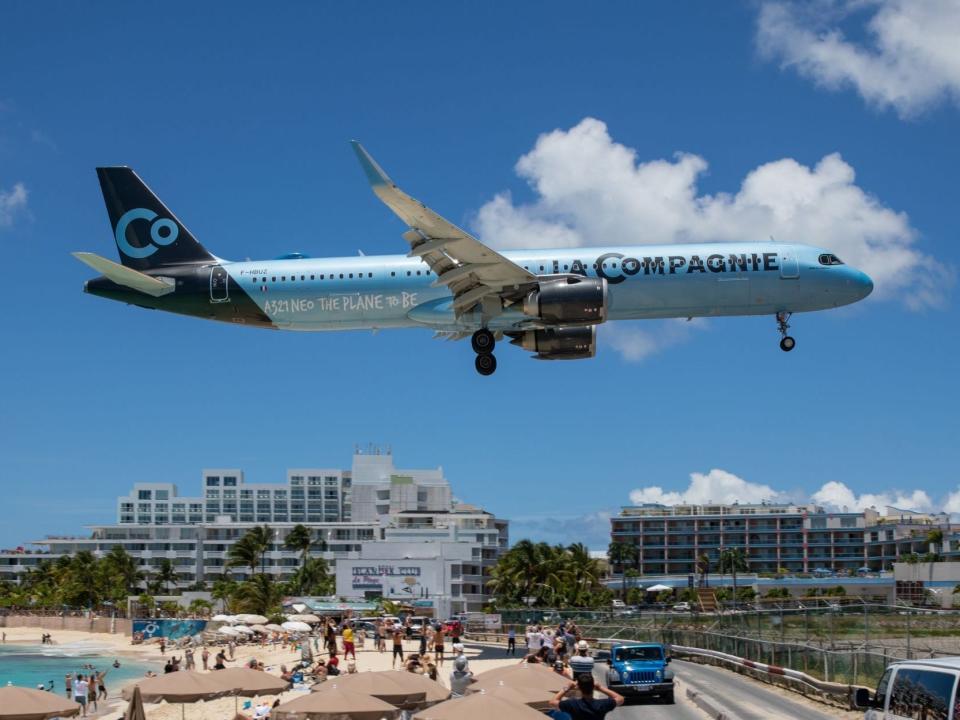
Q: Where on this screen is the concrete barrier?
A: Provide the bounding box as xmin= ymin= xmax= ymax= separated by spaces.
xmin=0 ymin=615 xmax=132 ymax=635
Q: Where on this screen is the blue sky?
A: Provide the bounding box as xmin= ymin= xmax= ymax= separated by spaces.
xmin=1 ymin=1 xmax=958 ymax=549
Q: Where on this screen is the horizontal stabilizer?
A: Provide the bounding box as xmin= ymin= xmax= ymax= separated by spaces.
xmin=72 ymin=252 xmax=175 ymax=297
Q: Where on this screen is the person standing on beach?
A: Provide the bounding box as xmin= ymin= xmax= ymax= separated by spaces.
xmin=87 ymin=674 xmax=98 ymax=713
xmin=185 ymin=647 xmax=195 ymax=670
xmin=228 ymin=639 xmax=236 ymax=660
xmin=342 ymin=624 xmax=355 ymax=660
xmin=201 ymin=647 xmax=209 ymax=670
xmin=433 ymin=626 xmax=445 ymax=667
xmin=159 ymin=638 xmax=166 ymax=655
xmin=64 ymin=674 xmax=72 ymax=699
xmin=96 ymin=670 xmax=108 ymax=700
xmin=73 ymin=674 xmax=88 ymax=717
xmin=391 ymin=626 xmax=404 ymax=669
xmin=507 ymin=627 xmax=516 ymax=656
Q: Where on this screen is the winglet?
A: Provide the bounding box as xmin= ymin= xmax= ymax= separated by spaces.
xmin=350 ymin=141 xmax=393 ymax=188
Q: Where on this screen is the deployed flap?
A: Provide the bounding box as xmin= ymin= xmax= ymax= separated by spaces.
xmin=351 ymin=141 xmax=536 ymax=315
xmin=73 ymin=252 xmax=175 ymax=297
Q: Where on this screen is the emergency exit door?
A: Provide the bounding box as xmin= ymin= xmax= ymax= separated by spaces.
xmin=210 ymin=266 xmax=229 ymax=303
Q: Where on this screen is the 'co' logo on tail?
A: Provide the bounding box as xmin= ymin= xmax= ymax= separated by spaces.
xmin=115 ymin=207 xmax=179 ymax=258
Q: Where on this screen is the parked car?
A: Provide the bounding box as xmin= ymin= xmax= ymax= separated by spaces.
xmin=604 ymin=642 xmax=674 ymax=703
xmin=855 ymin=657 xmax=960 ymax=719
xmin=672 ymin=602 xmax=691 ymax=612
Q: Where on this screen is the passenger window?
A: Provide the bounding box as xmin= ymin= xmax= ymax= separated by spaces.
xmin=349 ymin=273 xmax=353 ymax=278
xmin=339 ymin=274 xmax=344 ymax=279
xmin=310 ymin=275 xmax=315 ymax=280
xmin=368 ymin=273 xmax=373 ymax=278
xmin=301 ymin=275 xmax=305 ymax=281
xmin=391 ymin=272 xmax=396 ymax=277
xmin=416 ymin=270 xmax=421 ymax=275
xmin=320 ymin=275 xmax=325 ymax=280
xmin=889 ymin=668 xmax=954 ymax=720
xmin=281 ymin=276 xmax=286 ymax=281
xmin=271 ymin=277 xmax=276 ymax=282
xmin=407 ymin=271 xmax=411 ymax=276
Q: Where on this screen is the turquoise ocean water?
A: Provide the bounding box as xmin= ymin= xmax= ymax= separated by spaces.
xmin=0 ymin=642 xmax=157 ymax=694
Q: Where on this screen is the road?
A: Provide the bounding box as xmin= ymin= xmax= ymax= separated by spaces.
xmin=659 ymin=660 xmax=859 ymax=720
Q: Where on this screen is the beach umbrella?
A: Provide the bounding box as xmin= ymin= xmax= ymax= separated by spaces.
xmin=235 ymin=614 xmax=269 ymax=625
xmin=468 ymin=682 xmax=554 ymax=711
xmin=413 ymin=692 xmax=546 ymax=720
xmin=264 ymin=623 xmax=284 ymax=632
xmin=233 ymin=625 xmax=255 ymax=635
xmin=211 ymin=614 xmax=235 ymax=623
xmin=210 ymin=667 xmax=291 ymax=715
xmin=273 ymin=687 xmax=400 ymax=720
xmin=213 ymin=668 xmax=290 ymax=697
xmin=124 ymin=685 xmax=147 ymax=720
xmin=281 ymin=620 xmax=312 ymax=633
xmin=286 ymin=613 xmax=321 ymax=623
xmin=0 ymin=686 xmax=80 ymax=719
xmin=217 ymin=626 xmax=241 ymax=637
xmin=312 ymin=673 xmax=426 ymax=707
xmin=250 ymin=624 xmax=268 ymax=634
xmin=122 ymin=671 xmax=238 ymax=720
xmin=380 ymin=671 xmax=450 ymax=706
xmin=474 ymin=664 xmax=566 ymax=693
xmin=646 ymin=583 xmax=671 ymax=592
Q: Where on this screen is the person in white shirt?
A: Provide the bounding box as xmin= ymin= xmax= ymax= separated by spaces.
xmin=526 ymin=628 xmax=543 ymax=653
xmin=73 ymin=675 xmax=89 ymax=717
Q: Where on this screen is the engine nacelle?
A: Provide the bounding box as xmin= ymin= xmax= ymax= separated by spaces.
xmin=511 ymin=326 xmax=597 ymax=360
xmin=523 ymin=276 xmax=607 ymax=326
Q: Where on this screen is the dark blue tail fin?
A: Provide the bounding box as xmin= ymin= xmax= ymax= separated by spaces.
xmin=97 ymin=167 xmax=215 ymax=270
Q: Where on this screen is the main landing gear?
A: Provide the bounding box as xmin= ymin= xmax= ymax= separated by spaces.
xmin=776 ymin=311 xmax=796 ymax=352
xmin=472 ymin=329 xmax=497 ymax=376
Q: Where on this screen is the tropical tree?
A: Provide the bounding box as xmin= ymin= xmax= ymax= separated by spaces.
xmin=137 ymin=593 xmax=156 ymax=617
xmin=288 ymin=557 xmax=331 ymax=596
xmin=188 ymin=598 xmax=213 ymax=617
xmin=155 ymin=559 xmax=178 ymax=595
xmin=211 ymin=575 xmax=239 ymax=613
xmin=718 ymin=548 xmax=748 ymax=609
xmin=487 ymin=540 xmax=607 ymax=608
xmin=696 ymin=553 xmax=711 ymax=587
xmin=608 ymin=542 xmax=638 ymax=597
xmin=927 ymin=528 xmax=944 ymax=556
xmin=229 ymin=525 xmax=274 ymax=577
xmin=234 ymin=574 xmax=284 ymax=616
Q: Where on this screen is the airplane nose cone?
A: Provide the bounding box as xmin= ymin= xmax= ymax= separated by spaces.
xmin=856 ymin=270 xmax=874 ymax=299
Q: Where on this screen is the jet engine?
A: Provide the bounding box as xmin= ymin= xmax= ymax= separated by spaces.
xmin=523 ymin=276 xmax=607 ymax=326
xmin=510 ymin=326 xmax=597 ymax=360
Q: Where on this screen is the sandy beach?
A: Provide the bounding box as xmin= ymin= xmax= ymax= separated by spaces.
xmin=2 ymin=626 xmax=520 ymax=719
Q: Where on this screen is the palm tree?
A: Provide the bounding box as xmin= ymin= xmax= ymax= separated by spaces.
xmin=188 ymin=598 xmax=213 ymax=617
xmin=696 ymin=553 xmax=711 ymax=588
xmin=718 ymin=548 xmax=748 ymax=609
xmin=289 ymin=557 xmax=331 ymax=596
xmin=211 ymin=575 xmax=238 ymax=613
xmin=284 ymin=524 xmax=318 ymax=592
xmin=155 ymin=558 xmax=178 ymax=595
xmin=230 ymin=525 xmax=274 ymax=576
xmin=566 ymin=543 xmax=602 ymax=607
xmin=608 ymin=542 xmax=638 ymax=597
xmin=234 ymin=574 xmax=284 ymax=616
xmin=927 ymin=528 xmax=944 ymax=558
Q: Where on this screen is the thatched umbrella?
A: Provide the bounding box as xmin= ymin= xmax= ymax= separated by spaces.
xmin=413 ymin=692 xmax=547 ymax=720
xmin=122 ymin=671 xmax=238 ymax=719
xmin=0 ymin=687 xmax=80 ymax=719
xmin=273 ymin=687 xmax=400 ymax=720
xmin=474 ymin=663 xmax=567 ymax=693
xmin=468 ymin=683 xmax=554 ymax=711
xmin=124 ymin=685 xmax=147 ymax=720
xmin=312 ymin=673 xmax=426 ymax=707
xmin=212 ymin=667 xmax=290 ymax=715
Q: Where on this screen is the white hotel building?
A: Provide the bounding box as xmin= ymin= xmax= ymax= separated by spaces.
xmin=0 ymin=449 xmax=507 ymax=616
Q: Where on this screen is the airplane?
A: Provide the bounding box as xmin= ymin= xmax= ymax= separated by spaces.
xmin=75 ymin=142 xmax=874 ymax=375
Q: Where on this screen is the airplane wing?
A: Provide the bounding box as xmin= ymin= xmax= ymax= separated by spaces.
xmin=72 ymin=252 xmax=176 ymax=297
xmin=351 ymin=141 xmax=537 ymax=316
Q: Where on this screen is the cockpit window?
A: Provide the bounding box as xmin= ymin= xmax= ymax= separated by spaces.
xmin=818 ymin=253 xmax=844 ymax=266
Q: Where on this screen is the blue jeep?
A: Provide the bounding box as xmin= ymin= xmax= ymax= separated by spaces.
xmin=604 ymin=642 xmax=674 ymax=703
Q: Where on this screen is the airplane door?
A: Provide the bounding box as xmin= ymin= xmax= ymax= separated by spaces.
xmin=210 ymin=266 xmax=229 ymax=303
xmin=779 ymin=246 xmax=799 ymax=279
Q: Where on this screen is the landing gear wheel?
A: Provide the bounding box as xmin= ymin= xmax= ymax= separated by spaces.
xmin=775 ymin=311 xmax=795 ymax=352
xmin=471 ymin=329 xmax=495 ymax=354
xmin=475 ymin=353 xmax=497 ymax=376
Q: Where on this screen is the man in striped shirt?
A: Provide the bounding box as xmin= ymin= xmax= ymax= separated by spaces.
xmin=568 ymin=640 xmax=595 ymax=678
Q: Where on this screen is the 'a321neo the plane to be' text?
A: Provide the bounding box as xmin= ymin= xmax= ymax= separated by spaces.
xmin=75 ymin=142 xmax=874 ymax=375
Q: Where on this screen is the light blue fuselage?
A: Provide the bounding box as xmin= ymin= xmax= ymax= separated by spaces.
xmin=223 ymin=242 xmax=873 ymax=332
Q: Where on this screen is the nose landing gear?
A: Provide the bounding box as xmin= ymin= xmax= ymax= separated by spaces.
xmin=472 ymin=329 xmax=497 ymax=375
xmin=776 ymin=312 xmax=795 ymax=352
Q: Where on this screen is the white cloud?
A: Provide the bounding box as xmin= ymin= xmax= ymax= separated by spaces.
xmin=811 ymin=480 xmax=933 ymax=512
xmin=0 ymin=181 xmax=27 ymax=228
xmin=944 ymin=490 xmax=960 ymax=515
xmin=474 ymin=118 xmax=942 ymax=315
xmin=629 ymin=469 xmax=786 ymax=506
xmin=629 ymin=472 xmax=938 ymax=514
xmin=756 ymin=1 xmax=960 ymax=117
xmin=602 ymin=319 xmax=704 ymax=364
